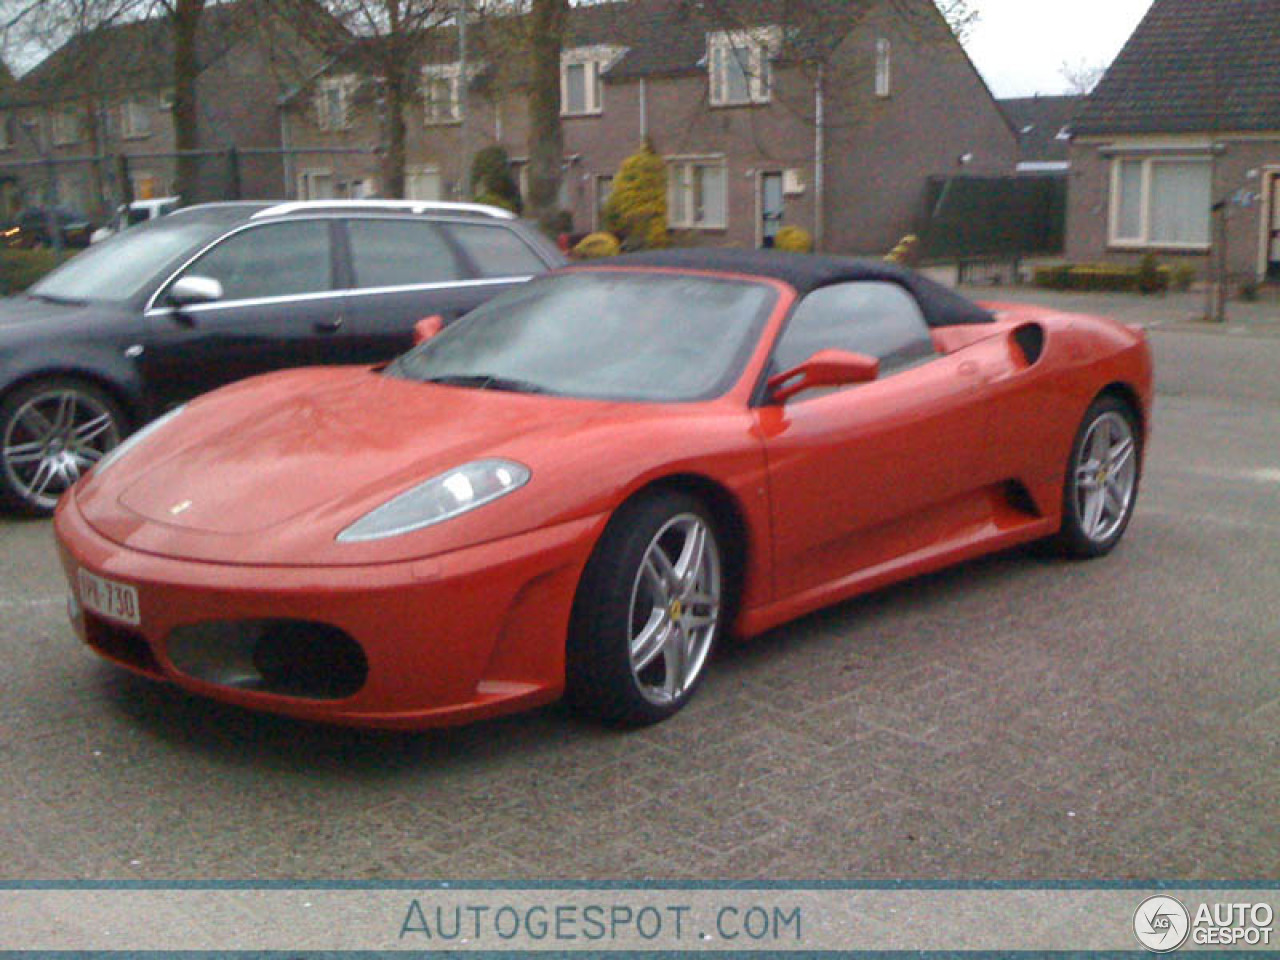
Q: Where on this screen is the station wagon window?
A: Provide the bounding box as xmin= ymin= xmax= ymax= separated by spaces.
xmin=180 ymin=221 xmax=331 ymax=302
xmin=346 ymin=219 xmax=461 ymax=288
xmin=772 ymin=281 xmax=936 ymax=378
xmin=442 ymin=223 xmax=548 ymax=278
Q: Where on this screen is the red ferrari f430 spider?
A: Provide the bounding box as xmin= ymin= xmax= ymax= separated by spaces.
xmin=55 ymin=249 xmax=1152 ymax=728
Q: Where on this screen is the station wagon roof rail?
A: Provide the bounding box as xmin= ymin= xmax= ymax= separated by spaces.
xmin=251 ymin=200 xmax=517 ymax=221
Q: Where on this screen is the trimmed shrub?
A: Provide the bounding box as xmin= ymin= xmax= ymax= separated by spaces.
xmin=473 ymin=190 xmax=518 ymax=215
xmin=775 ymin=226 xmax=813 ymax=253
xmin=883 ymin=233 xmax=919 ymax=265
xmin=1136 ymin=253 xmax=1163 ymax=295
xmin=603 ymin=140 xmax=668 ymax=251
xmin=572 ymin=231 xmax=621 ymax=259
xmin=0 ymin=247 xmax=71 ymax=295
xmin=469 ymin=145 xmax=523 ymax=214
xmin=1170 ymin=264 xmax=1196 ymax=292
xmin=1033 ymin=262 xmax=1171 ymax=294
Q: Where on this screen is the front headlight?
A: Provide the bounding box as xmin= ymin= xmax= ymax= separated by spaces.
xmin=336 ymin=458 xmax=530 ymax=542
xmin=92 ymin=404 xmax=187 ymax=477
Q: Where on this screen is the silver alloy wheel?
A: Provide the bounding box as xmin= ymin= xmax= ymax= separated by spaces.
xmin=1073 ymin=409 xmax=1137 ymax=544
xmin=627 ymin=512 xmax=721 ymax=706
xmin=2 ymin=387 xmax=121 ymax=511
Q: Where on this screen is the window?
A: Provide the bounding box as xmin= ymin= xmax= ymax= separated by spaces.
xmin=51 ymin=109 xmax=81 ymax=146
xmin=875 ymin=38 xmax=891 ymax=98
xmin=298 ymin=169 xmax=335 ymax=200
xmin=442 ymin=222 xmax=548 ymax=277
xmin=708 ymin=28 xmax=779 ymax=106
xmin=315 ymin=76 xmax=355 ymax=131
xmin=120 ymin=99 xmax=152 ymax=139
xmin=347 ymin=219 xmax=461 ymax=288
xmin=561 ymin=47 xmax=621 ymax=116
xmin=1110 ymin=156 xmax=1211 ymax=248
xmin=406 ymin=166 xmax=442 ymax=201
xmin=180 ymin=222 xmax=331 ymax=302
xmin=772 ymin=282 xmax=935 ymax=380
xmin=422 ymin=64 xmax=462 ymax=124
xmin=668 ymin=158 xmax=727 ymax=230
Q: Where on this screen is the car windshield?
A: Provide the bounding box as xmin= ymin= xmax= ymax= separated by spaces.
xmin=28 ymin=218 xmax=226 ymax=304
xmin=388 ymin=271 xmax=776 ymax=402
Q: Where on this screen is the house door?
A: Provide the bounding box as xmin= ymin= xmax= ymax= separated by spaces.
xmin=760 ymin=172 xmax=784 ymax=247
xmin=1269 ymin=176 xmax=1280 ymax=281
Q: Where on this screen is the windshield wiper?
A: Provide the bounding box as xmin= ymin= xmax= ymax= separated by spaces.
xmin=423 ymin=373 xmax=555 ymax=395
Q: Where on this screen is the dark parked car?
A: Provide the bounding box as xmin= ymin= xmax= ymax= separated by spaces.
xmin=0 ymin=199 xmax=565 ymax=514
xmin=6 ymin=207 xmax=95 ymax=249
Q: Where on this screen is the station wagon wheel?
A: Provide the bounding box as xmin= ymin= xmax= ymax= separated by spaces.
xmin=0 ymin=378 xmax=125 ymax=516
xmin=567 ymin=490 xmax=724 ymax=726
xmin=1054 ymin=394 xmax=1141 ymax=558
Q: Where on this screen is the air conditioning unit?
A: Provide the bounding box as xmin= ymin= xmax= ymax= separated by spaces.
xmin=782 ymin=168 xmax=806 ymax=195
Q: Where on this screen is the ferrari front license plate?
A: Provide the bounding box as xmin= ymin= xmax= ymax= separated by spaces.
xmin=78 ymin=570 xmax=140 ymax=626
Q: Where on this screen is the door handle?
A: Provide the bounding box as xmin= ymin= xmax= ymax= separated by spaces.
xmin=958 ymin=360 xmax=980 ymax=377
xmin=314 ymin=316 xmax=344 ymax=333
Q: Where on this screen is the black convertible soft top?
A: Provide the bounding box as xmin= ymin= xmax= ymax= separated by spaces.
xmin=590 ymin=248 xmax=995 ymax=328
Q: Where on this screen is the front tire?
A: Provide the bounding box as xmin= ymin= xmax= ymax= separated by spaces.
xmin=567 ymin=491 xmax=723 ymax=726
xmin=1053 ymin=394 xmax=1141 ymax=558
xmin=0 ymin=377 xmax=125 ymax=516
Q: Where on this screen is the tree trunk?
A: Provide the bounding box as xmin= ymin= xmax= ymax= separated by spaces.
xmin=526 ymin=0 xmax=567 ymax=234
xmin=171 ymin=0 xmax=204 ymax=203
xmin=382 ymin=66 xmax=408 ymax=198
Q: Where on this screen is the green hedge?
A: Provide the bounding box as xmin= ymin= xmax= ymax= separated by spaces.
xmin=1033 ymin=262 xmax=1172 ymax=294
xmin=0 ymin=247 xmax=72 ymax=295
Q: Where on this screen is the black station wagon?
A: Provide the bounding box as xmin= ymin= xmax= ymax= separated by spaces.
xmin=0 ymin=199 xmax=565 ymax=514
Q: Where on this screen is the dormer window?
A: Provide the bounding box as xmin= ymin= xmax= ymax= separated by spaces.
xmin=422 ymin=63 xmax=463 ymax=124
xmin=315 ymin=75 xmax=355 ymax=131
xmin=561 ymin=46 xmax=624 ymax=117
xmin=707 ymin=27 xmax=779 ymax=106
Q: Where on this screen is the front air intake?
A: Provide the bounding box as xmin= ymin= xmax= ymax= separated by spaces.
xmin=166 ymin=619 xmax=368 ymax=700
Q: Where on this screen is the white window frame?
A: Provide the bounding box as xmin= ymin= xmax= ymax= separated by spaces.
xmin=120 ymin=98 xmax=152 ymax=139
xmin=1108 ymin=154 xmax=1212 ymax=250
xmin=874 ymin=38 xmax=892 ymax=98
xmin=667 ymin=155 xmax=728 ymax=230
xmin=405 ymin=165 xmax=441 ymax=201
xmin=315 ymin=75 xmax=355 ymax=131
xmin=422 ymin=63 xmax=463 ymax=125
xmin=560 ymin=46 xmax=624 ymax=117
xmin=297 ymin=168 xmax=335 ymax=201
xmin=51 ymin=108 xmax=81 ymax=146
xmin=707 ymin=27 xmax=780 ymax=107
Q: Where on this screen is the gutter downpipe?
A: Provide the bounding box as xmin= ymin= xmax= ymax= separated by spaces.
xmin=639 ymin=77 xmax=648 ymax=140
xmin=814 ymin=61 xmax=825 ymax=251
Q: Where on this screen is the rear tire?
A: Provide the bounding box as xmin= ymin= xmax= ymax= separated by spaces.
xmin=1052 ymin=394 xmax=1141 ymax=558
xmin=566 ymin=491 xmax=723 ymax=726
xmin=0 ymin=377 xmax=126 ymax=516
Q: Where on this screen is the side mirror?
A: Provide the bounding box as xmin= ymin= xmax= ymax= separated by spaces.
xmin=413 ymin=314 xmax=445 ymax=345
xmin=168 ymin=275 xmax=223 ymax=309
xmin=767 ymin=349 xmax=879 ymax=403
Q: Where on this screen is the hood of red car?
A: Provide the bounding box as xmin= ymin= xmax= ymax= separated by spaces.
xmin=75 ymin=367 xmax=642 ymax=564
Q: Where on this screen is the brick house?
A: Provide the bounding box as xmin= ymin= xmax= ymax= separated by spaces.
xmin=0 ymin=2 xmax=322 ymax=218
xmin=281 ymin=0 xmax=1017 ymax=254
xmin=1067 ymin=0 xmax=1280 ymax=282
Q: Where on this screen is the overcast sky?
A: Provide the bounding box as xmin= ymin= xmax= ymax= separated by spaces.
xmin=963 ymin=0 xmax=1155 ymax=98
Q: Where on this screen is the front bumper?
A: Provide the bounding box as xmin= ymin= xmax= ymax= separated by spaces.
xmin=54 ymin=495 xmax=604 ymax=729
